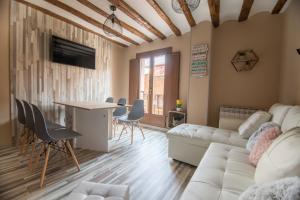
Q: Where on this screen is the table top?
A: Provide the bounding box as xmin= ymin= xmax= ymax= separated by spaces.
xmin=54 ymin=101 xmax=131 ymax=110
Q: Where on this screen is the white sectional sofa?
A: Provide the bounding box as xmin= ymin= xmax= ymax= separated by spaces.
xmin=167 ymin=103 xmax=300 ymax=200
xmin=167 ymin=124 xmax=247 ymax=166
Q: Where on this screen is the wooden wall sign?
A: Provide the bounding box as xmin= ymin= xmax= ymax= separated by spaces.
xmin=191 ymin=43 xmax=209 ymax=77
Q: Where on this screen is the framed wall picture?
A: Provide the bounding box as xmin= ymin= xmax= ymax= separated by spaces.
xmin=191 ymin=43 xmax=209 ymax=77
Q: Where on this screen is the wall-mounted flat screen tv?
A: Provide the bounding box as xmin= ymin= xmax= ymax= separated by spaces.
xmin=51 ymin=36 xmax=96 ymax=69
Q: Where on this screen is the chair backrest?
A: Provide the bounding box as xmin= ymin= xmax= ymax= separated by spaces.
xmin=15 ymin=98 xmax=26 ymax=125
xmin=128 ymin=99 xmax=144 ymax=120
xmin=31 ymin=104 xmax=53 ymax=142
xmin=22 ymin=100 xmax=35 ymax=131
xmin=117 ymin=98 xmax=126 ymax=106
xmin=105 ymin=97 xmax=114 ymax=103
xmin=113 ymin=106 xmax=127 ymax=117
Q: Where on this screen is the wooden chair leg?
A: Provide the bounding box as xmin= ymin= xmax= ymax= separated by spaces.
xmin=65 ymin=140 xmax=80 ymax=172
xmin=40 ymin=144 xmax=51 ymax=188
xmin=23 ymin=130 xmax=32 ymax=156
xmin=28 ymin=136 xmax=36 ymax=170
xmin=118 ymin=123 xmax=127 ymax=141
xmin=59 ymin=140 xmax=66 ymax=160
xmin=138 ymin=122 xmax=145 ymax=140
xmin=18 ymin=128 xmax=26 ymax=152
xmin=131 ymin=122 xmax=134 ymax=145
xmin=35 ymin=143 xmax=44 ymax=169
xmin=21 ymin=128 xmax=28 ymax=154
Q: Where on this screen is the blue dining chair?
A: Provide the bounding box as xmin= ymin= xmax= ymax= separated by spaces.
xmin=112 ymin=98 xmax=127 ymax=137
xmin=118 ymin=99 xmax=145 ymax=144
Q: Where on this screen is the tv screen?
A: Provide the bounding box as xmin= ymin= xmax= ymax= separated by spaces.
xmin=51 ymin=36 xmax=96 ymax=69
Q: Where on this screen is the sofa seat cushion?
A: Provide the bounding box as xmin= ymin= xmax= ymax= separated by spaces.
xmin=167 ymin=124 xmax=247 ymax=148
xmin=180 ymin=143 xmax=255 ymax=200
xmin=65 ymin=181 xmax=129 ymax=200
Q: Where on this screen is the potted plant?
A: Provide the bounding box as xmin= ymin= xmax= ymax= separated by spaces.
xmin=176 ymin=99 xmax=183 ymax=112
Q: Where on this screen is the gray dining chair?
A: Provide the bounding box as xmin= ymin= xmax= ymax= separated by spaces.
xmin=22 ymin=101 xmax=66 ymax=161
xmin=31 ymin=104 xmax=81 ymax=188
xmin=105 ymin=97 xmax=114 ymax=103
xmin=22 ymin=100 xmax=38 ymax=164
xmin=15 ymin=99 xmax=26 ymax=152
xmin=118 ymin=99 xmax=145 ymax=144
xmin=112 ymin=98 xmax=127 ymax=137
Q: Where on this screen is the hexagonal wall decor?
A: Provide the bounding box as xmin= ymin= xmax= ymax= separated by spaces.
xmin=231 ymin=50 xmax=259 ymax=72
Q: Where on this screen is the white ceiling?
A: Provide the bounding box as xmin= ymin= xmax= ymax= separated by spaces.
xmin=24 ymin=0 xmax=293 ymax=46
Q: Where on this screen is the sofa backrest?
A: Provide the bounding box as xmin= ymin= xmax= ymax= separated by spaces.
xmin=281 ymin=106 xmax=300 ymax=132
xmin=268 ymin=103 xmax=292 ymax=126
xmin=255 ymin=127 xmax=300 ymax=184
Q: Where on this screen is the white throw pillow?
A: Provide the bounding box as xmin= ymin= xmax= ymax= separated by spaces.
xmin=238 ymin=111 xmax=271 ymax=139
xmin=255 ymin=127 xmax=300 ymax=184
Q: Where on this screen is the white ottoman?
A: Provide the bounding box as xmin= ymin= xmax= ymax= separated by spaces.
xmin=65 ymin=181 xmax=130 ymax=200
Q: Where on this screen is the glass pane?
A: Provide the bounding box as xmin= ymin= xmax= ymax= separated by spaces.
xmin=139 ymin=58 xmax=150 ymax=113
xmin=152 ymin=55 xmax=165 ymax=115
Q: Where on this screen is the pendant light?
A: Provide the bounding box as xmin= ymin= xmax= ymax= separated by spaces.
xmin=103 ymin=5 xmax=122 ymax=37
xmin=172 ymin=0 xmax=201 ymax=14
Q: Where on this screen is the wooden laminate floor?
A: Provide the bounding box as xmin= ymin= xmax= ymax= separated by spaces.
xmin=0 ymin=127 xmax=195 ymax=200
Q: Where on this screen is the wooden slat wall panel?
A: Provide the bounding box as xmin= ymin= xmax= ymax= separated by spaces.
xmin=10 ymin=1 xmax=112 ymax=136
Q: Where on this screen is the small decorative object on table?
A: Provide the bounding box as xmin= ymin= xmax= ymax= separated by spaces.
xmin=167 ymin=111 xmax=186 ymax=128
xmin=176 ymin=99 xmax=183 ymax=111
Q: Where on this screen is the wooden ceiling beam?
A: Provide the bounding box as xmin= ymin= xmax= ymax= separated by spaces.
xmin=146 ymin=0 xmax=181 ymax=36
xmin=272 ymin=0 xmax=288 ymax=14
xmin=239 ymin=0 xmax=254 ymax=22
xmin=45 ymin=0 xmax=139 ymax=45
xmin=208 ymin=0 xmax=220 ymax=27
xmin=109 ymin=0 xmax=166 ymax=40
xmin=77 ymin=0 xmax=153 ymax=43
xmin=15 ymin=0 xmax=128 ymax=47
xmin=177 ymin=0 xmax=196 ymax=27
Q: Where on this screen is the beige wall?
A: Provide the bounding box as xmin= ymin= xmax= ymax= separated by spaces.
xmin=208 ymin=13 xmax=283 ymax=126
xmin=0 ymin=0 xmax=11 ymax=145
xmin=279 ymin=0 xmax=300 ymax=105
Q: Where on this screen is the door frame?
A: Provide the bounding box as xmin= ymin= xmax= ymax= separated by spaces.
xmin=136 ymin=48 xmax=172 ymax=127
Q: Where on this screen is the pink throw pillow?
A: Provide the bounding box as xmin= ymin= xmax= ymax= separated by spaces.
xmin=249 ymin=127 xmax=281 ymax=166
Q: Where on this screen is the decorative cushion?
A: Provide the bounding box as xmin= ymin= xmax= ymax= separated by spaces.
xmin=268 ymin=103 xmax=292 ymax=126
xmin=281 ymin=105 xmax=300 ymax=132
xmin=255 ymin=127 xmax=300 ymax=184
xmin=238 ymin=111 xmax=271 ymax=139
xmin=239 ymin=176 xmax=300 ymax=200
xmin=248 ymin=126 xmax=281 ymax=166
xmin=65 ymin=181 xmax=130 ymax=200
xmin=246 ymin=122 xmax=280 ymax=151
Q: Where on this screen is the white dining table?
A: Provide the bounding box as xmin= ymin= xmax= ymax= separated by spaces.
xmin=54 ymin=101 xmax=130 ymax=152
